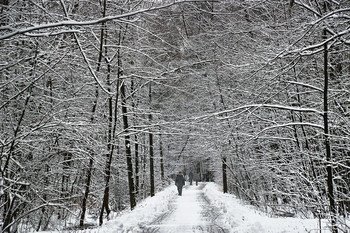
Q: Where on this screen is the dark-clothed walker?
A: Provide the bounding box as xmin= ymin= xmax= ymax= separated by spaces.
xmin=193 ymin=173 xmax=200 ymax=186
xmin=175 ymin=172 xmax=185 ymax=196
xmin=189 ymin=171 xmax=193 ymax=185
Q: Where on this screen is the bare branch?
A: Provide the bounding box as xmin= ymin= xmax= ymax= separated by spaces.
xmin=0 ymin=0 xmax=205 ymax=40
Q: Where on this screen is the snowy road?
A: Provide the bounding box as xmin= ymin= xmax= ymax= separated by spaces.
xmin=41 ymin=182 xmax=332 ymax=233
xmin=143 ymin=183 xmax=228 ymax=233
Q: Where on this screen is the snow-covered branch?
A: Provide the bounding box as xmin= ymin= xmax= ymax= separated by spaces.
xmin=298 ymin=28 xmax=350 ymax=55
xmin=0 ymin=0 xmax=198 ymax=40
xmin=251 ymin=122 xmax=324 ymax=140
xmin=287 ymin=81 xmax=323 ymax=92
xmin=217 ymin=104 xmax=323 ymax=120
xmin=24 ymin=29 xmax=82 ymax=37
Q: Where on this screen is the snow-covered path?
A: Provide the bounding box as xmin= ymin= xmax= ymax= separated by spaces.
xmin=37 ymin=182 xmax=334 ymax=233
xmin=145 ymin=183 xmax=227 ymax=232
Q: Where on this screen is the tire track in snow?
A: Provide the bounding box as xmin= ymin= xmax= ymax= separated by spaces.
xmin=142 ymin=183 xmax=228 ymax=233
xmin=199 ymin=183 xmax=229 ymax=233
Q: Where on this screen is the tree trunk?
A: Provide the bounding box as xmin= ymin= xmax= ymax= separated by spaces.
xmin=80 ymin=79 xmax=99 ymax=227
xmin=215 ymin=70 xmax=229 ymax=193
xmin=149 ymin=132 xmax=155 ymax=196
xmin=149 ymin=83 xmax=155 ymax=197
xmin=135 ymin=135 xmax=140 ymax=195
xmin=131 ymin=78 xmax=140 ymax=195
xmin=77 ymin=0 xmax=106 ymax=226
xmin=141 ymin=140 xmax=148 ymax=198
xmin=121 ymin=81 xmax=137 ymax=209
xmin=222 ymin=156 xmax=228 ymax=193
xmin=160 ymin=135 xmax=165 ymax=185
xmin=99 ymin=39 xmax=113 ymax=226
xmin=80 ymin=155 xmax=94 ymax=227
xmin=323 ymin=29 xmax=337 ymax=233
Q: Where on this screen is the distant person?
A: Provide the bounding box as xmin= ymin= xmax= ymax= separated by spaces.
xmin=189 ymin=171 xmax=193 ymax=185
xmin=175 ymin=172 xmax=185 ymax=196
xmin=193 ymin=173 xmax=200 ymax=186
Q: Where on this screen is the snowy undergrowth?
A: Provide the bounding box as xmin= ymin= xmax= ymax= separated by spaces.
xmin=203 ymin=182 xmax=331 ymax=233
xmin=87 ymin=185 xmax=177 ymax=233
xmin=37 ymin=184 xmax=177 ymax=233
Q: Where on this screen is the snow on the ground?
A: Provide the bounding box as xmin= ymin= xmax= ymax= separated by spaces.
xmin=87 ymin=184 xmax=178 ymax=233
xmin=203 ymin=182 xmax=330 ymax=233
xmin=37 ymin=182 xmax=333 ymax=233
xmin=148 ymin=185 xmax=209 ymax=232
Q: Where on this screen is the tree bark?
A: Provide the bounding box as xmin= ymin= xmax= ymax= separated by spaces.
xmin=160 ymin=135 xmax=165 ymax=185
xmin=131 ymin=78 xmax=139 ymax=195
xmin=99 ymin=39 xmax=113 ymax=226
xmin=121 ymin=81 xmax=136 ymax=209
xmin=215 ymin=70 xmax=229 ymax=193
xmin=80 ymin=155 xmax=94 ymax=227
xmin=222 ymin=156 xmax=228 ymax=193
xmin=149 ymin=83 xmax=155 ymax=197
xmin=135 ymin=135 xmax=140 ymax=195
xmin=149 ymin=132 xmax=155 ymax=196
xmin=323 ymin=29 xmax=337 ymax=233
xmin=78 ymin=0 xmax=104 ymax=225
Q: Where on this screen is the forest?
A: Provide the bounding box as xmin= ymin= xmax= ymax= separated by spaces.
xmin=1 ymin=0 xmax=350 ymax=232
